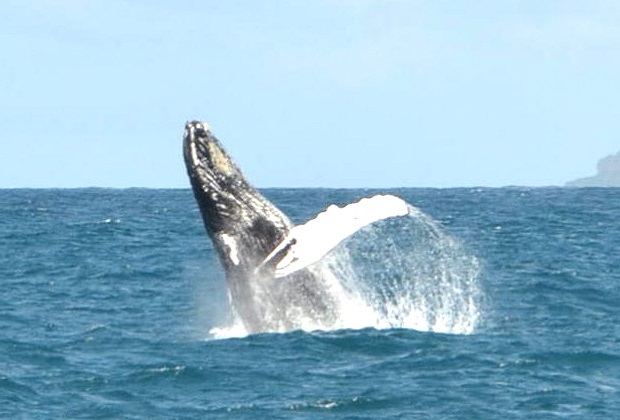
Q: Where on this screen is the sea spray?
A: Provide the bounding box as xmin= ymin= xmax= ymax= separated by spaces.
xmin=328 ymin=204 xmax=483 ymax=334
xmin=209 ymin=203 xmax=483 ymax=338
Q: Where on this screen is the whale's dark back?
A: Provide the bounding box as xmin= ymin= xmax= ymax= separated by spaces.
xmin=183 ymin=121 xmax=341 ymax=333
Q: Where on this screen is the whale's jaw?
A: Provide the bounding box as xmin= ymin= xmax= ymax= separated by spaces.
xmin=183 ymin=120 xmax=291 ymax=246
xmin=183 ymin=120 xmax=289 ymax=236
xmin=183 ymin=121 xmax=306 ymax=332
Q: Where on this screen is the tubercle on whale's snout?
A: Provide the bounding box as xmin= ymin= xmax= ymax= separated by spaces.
xmin=185 ymin=120 xmax=211 ymax=136
xmin=193 ymin=125 xmax=208 ymax=138
xmin=183 ymin=121 xmax=211 ymax=165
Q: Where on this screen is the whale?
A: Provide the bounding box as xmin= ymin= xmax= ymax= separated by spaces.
xmin=183 ymin=120 xmax=409 ymax=333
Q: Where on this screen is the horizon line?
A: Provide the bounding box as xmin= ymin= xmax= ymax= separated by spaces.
xmin=2 ymin=184 xmax=612 ymax=191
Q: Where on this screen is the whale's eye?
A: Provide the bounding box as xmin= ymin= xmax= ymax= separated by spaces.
xmin=194 ymin=126 xmax=207 ymax=138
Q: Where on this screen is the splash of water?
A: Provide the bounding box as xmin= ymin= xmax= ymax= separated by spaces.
xmin=326 ymin=205 xmax=483 ymax=334
xmin=209 ymin=204 xmax=482 ymax=338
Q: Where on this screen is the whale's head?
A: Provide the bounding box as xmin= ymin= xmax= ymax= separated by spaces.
xmin=183 ymin=120 xmax=242 ymax=211
xmin=183 ymin=120 xmax=291 ymax=272
xmin=183 ymin=120 xmax=253 ymax=234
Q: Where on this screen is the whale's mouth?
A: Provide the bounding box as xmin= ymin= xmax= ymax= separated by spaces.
xmin=183 ymin=120 xmax=259 ymax=236
xmin=183 ymin=120 xmax=241 ymax=194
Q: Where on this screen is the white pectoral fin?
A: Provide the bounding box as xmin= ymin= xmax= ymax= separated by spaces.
xmin=262 ymin=194 xmax=410 ymax=278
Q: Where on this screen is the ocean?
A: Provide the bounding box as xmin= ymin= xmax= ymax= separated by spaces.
xmin=1 ymin=187 xmax=618 ymax=418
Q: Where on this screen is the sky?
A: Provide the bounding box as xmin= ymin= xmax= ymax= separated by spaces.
xmin=1 ymin=1 xmax=619 ymax=188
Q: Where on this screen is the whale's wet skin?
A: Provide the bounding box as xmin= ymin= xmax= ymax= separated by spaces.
xmin=183 ymin=121 xmax=482 ymax=336
xmin=184 ymin=121 xmax=347 ymax=333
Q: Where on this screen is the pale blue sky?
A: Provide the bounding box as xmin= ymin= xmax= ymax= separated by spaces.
xmin=1 ymin=1 xmax=619 ymax=188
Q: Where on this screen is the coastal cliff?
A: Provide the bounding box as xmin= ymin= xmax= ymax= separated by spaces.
xmin=567 ymin=151 xmax=620 ymax=187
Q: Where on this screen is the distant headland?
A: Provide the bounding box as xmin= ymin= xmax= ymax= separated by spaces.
xmin=566 ymin=150 xmax=620 ymax=187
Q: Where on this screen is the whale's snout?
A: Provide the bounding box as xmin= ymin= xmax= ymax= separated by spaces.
xmin=184 ymin=120 xmax=210 ymax=141
xmin=183 ymin=119 xmax=243 ymax=202
xmin=183 ymin=120 xmax=217 ymax=169
xmin=194 ymin=125 xmax=208 ymax=138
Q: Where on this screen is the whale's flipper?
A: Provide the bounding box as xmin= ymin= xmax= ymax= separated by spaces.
xmin=262 ymin=194 xmax=410 ymax=278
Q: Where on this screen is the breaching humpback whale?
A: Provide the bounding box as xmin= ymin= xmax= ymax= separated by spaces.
xmin=183 ymin=120 xmax=409 ymax=333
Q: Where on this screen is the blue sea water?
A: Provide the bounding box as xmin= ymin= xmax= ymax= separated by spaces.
xmin=1 ymin=187 xmax=619 ymax=418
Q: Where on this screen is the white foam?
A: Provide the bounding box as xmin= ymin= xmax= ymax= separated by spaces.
xmin=207 ymin=202 xmax=483 ymax=339
xmin=209 ymin=320 xmax=248 ymax=339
